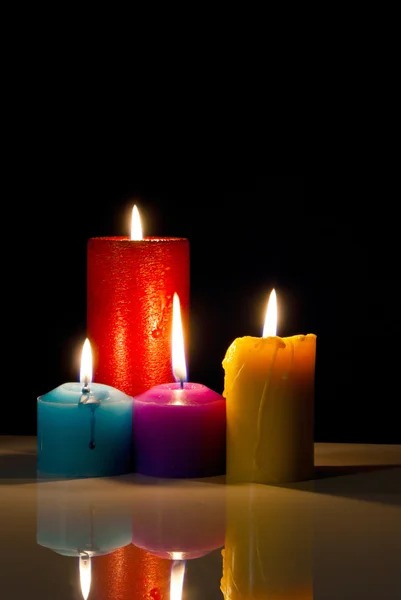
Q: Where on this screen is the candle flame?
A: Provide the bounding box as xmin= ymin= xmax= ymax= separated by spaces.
xmin=170 ymin=560 xmax=186 ymax=600
xmin=172 ymin=293 xmax=187 ymax=383
xmin=80 ymin=338 xmax=93 ymax=387
xmin=131 ymin=204 xmax=143 ymax=240
xmin=263 ymin=289 xmax=277 ymax=337
xmin=79 ymin=554 xmax=92 ymax=600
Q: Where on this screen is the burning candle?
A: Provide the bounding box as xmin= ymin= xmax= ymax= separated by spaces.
xmin=222 ymin=289 xmax=316 ymax=484
xmin=132 ymin=293 xmax=226 ymax=478
xmin=87 ymin=204 xmax=190 ymax=398
xmin=37 ymin=339 xmax=133 ymax=478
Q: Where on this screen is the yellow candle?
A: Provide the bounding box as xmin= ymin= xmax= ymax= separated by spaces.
xmin=222 ymin=289 xmax=316 ymax=484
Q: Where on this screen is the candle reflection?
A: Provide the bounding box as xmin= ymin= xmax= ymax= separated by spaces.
xmin=93 ymin=544 xmax=172 ymax=599
xmin=221 ymin=485 xmax=314 ymax=599
xmin=36 ymin=478 xmax=133 ymax=598
xmin=79 ymin=553 xmax=91 ymax=600
xmin=131 ymin=480 xmax=226 ymax=560
xmin=170 ymin=559 xmax=186 ymax=600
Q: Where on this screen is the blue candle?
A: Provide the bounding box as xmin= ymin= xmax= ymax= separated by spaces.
xmin=37 ymin=339 xmax=133 ymax=478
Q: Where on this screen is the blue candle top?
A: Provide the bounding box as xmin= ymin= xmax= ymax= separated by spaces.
xmin=38 ymin=382 xmax=132 ymax=405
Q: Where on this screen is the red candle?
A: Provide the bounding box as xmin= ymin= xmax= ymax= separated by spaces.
xmin=87 ymin=206 xmax=190 ymax=398
xmin=133 ymin=293 xmax=226 ymax=478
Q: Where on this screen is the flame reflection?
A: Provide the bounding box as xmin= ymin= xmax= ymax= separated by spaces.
xmin=170 ymin=560 xmax=186 ymax=600
xmin=79 ymin=553 xmax=92 ymax=600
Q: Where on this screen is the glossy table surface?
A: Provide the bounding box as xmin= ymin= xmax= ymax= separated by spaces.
xmin=1 ymin=436 xmax=400 ymax=599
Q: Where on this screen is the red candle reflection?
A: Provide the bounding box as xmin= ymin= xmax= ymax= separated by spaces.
xmin=92 ymin=544 xmax=172 ymax=600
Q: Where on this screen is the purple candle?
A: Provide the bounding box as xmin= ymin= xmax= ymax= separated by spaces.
xmin=132 ymin=293 xmax=226 ymax=478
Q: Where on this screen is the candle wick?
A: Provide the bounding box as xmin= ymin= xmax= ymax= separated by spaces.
xmin=81 ymin=381 xmax=91 ymax=394
xmin=180 ymin=379 xmax=184 ymax=389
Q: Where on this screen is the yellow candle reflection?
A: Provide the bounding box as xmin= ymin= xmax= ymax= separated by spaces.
xmin=221 ymin=486 xmax=313 ymax=599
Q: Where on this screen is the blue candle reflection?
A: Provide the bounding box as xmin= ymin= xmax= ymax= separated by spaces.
xmin=36 ymin=477 xmax=133 ymax=598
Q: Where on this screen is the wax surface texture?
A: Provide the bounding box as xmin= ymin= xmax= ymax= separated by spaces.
xmin=37 ymin=382 xmax=133 ymax=478
xmin=223 ymin=334 xmax=316 ymax=484
xmin=93 ymin=545 xmax=172 ymax=600
xmin=132 ymin=383 xmax=226 ymax=478
xmin=87 ymin=237 xmax=189 ymax=398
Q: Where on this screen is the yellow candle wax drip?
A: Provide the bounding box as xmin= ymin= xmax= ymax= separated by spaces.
xmin=222 ymin=333 xmax=316 ymax=484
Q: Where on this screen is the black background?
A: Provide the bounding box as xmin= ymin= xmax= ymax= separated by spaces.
xmin=6 ymin=176 xmax=400 ymax=444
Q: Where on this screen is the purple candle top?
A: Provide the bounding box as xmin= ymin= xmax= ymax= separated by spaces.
xmin=134 ymin=382 xmax=224 ymax=405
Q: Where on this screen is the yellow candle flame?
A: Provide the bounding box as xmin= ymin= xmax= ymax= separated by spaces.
xmin=262 ymin=288 xmax=277 ymax=337
xmin=79 ymin=555 xmax=91 ymax=600
xmin=80 ymin=338 xmax=93 ymax=387
xmin=130 ymin=204 xmax=143 ymax=240
xmin=172 ymin=293 xmax=187 ymax=383
xmin=170 ymin=560 xmax=186 ymax=600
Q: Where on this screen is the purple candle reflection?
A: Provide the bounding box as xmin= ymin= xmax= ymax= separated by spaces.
xmin=132 ymin=293 xmax=226 ymax=478
xmin=131 ymin=478 xmax=226 ymax=560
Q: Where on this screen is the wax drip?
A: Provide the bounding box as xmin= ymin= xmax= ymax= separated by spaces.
xmin=282 ymin=338 xmax=295 ymax=380
xmin=78 ymin=388 xmax=99 ymax=449
xmin=253 ymin=342 xmax=281 ymax=480
xmin=253 ymin=338 xmax=296 ymax=481
xmin=89 ymin=406 xmax=96 ymax=450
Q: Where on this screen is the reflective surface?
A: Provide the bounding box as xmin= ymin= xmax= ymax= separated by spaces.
xmin=1 ymin=437 xmax=401 ymax=599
